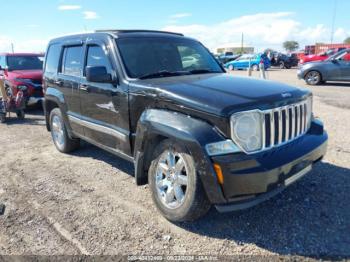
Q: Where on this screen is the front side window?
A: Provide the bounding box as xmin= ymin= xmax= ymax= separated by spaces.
xmin=85 ymin=45 xmax=112 ymax=74
xmin=117 ymin=37 xmax=223 ymax=79
xmin=6 ymin=55 xmax=43 ymax=71
xmin=62 ymin=46 xmax=83 ymax=77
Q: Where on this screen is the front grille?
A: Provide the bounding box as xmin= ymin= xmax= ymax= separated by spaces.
xmin=262 ymin=100 xmax=312 ymax=149
xmin=31 ymin=79 xmax=42 ymax=85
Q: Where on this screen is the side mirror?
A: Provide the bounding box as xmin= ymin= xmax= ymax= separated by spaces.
xmin=331 ymin=58 xmax=338 ymax=63
xmin=86 ymin=66 xmax=113 ymax=83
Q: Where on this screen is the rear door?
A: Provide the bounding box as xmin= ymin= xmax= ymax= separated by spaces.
xmin=58 ymin=44 xmax=84 ymax=135
xmin=79 ymin=39 xmax=131 ymax=156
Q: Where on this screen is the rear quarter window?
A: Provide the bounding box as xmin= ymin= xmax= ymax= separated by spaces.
xmin=45 ymin=44 xmax=61 ymax=74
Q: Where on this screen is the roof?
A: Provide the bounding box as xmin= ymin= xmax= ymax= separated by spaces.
xmin=48 ymin=29 xmax=186 ymax=44
xmin=95 ymin=29 xmax=184 ymax=37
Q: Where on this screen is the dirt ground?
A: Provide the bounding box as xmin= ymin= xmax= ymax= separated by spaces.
xmin=0 ymin=69 xmax=349 ymax=259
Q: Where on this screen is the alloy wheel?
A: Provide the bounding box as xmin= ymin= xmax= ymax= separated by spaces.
xmin=155 ymin=149 xmax=189 ymax=209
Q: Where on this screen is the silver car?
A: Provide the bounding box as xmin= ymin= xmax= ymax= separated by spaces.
xmin=297 ymin=49 xmax=350 ymax=85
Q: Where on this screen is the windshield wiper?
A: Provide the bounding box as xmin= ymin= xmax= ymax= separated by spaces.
xmin=188 ymin=69 xmax=222 ymax=74
xmin=139 ymin=70 xmax=188 ymax=79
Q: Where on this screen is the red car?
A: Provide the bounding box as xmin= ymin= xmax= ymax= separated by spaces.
xmin=299 ymin=48 xmax=346 ymax=64
xmin=0 ymin=53 xmax=44 ymax=107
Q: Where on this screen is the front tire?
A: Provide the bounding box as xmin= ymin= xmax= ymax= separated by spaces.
xmin=228 ymin=64 xmax=234 ymax=71
xmin=49 ymin=108 xmax=80 ymax=153
xmin=148 ymin=139 xmax=211 ymax=222
xmin=305 ymin=71 xmax=322 ymax=85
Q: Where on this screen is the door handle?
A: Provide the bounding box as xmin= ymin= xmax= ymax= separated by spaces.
xmin=79 ymin=84 xmax=90 ymax=92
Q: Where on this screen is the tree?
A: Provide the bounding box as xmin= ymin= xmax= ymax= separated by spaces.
xmin=283 ymin=41 xmax=299 ymax=52
xmin=344 ymin=37 xmax=350 ymax=44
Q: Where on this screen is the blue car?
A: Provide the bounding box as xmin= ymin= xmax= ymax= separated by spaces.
xmin=225 ymin=53 xmax=270 ymax=71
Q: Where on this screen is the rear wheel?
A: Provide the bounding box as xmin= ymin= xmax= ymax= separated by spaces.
xmin=279 ymin=61 xmax=285 ymax=69
xmin=16 ymin=110 xmax=25 ymax=120
xmin=305 ymin=71 xmax=322 ymax=85
xmin=49 ymin=108 xmax=80 ymax=153
xmin=0 ymin=114 xmax=5 ymax=123
xmin=148 ymin=139 xmax=211 ymax=222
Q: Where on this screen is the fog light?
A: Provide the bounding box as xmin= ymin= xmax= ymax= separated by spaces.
xmin=205 ymin=140 xmax=240 ymax=156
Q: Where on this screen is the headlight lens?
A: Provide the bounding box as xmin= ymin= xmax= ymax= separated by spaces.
xmin=231 ymin=111 xmax=262 ymax=152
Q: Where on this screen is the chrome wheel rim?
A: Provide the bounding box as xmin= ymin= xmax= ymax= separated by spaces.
xmin=155 ymin=149 xmax=189 ymax=209
xmin=52 ymin=115 xmax=65 ymax=148
xmin=306 ymin=71 xmax=320 ymax=84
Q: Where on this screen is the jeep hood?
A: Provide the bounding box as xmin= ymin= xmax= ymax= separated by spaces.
xmin=134 ymin=73 xmax=309 ymax=116
xmin=7 ymin=70 xmax=43 ymax=80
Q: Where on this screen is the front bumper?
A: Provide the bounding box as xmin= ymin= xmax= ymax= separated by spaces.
xmin=208 ymin=119 xmax=328 ymax=211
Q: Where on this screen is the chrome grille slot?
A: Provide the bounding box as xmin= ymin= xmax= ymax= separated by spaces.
xmin=262 ymin=100 xmax=311 ymax=150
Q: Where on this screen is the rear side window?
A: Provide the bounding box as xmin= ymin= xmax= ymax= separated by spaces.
xmin=45 ymin=44 xmax=61 ymax=74
xmin=85 ymin=45 xmax=112 ymax=74
xmin=62 ymin=46 xmax=83 ymax=77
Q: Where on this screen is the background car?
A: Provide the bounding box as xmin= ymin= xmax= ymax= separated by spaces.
xmin=0 ymin=53 xmax=44 ymax=107
xmin=270 ymin=53 xmax=293 ymax=69
xmin=297 ymin=49 xmax=350 ymax=85
xmin=216 ymin=53 xmax=241 ymax=64
xmin=299 ymin=48 xmax=348 ymax=64
xmin=224 ymin=53 xmax=270 ymax=71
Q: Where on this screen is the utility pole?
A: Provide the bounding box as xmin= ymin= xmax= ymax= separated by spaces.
xmin=10 ymin=43 xmax=14 ymax=53
xmin=240 ymin=33 xmax=244 ymax=54
xmin=330 ymin=0 xmax=337 ymax=44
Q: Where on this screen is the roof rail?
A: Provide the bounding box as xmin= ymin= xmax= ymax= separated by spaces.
xmin=95 ymin=29 xmax=184 ymax=36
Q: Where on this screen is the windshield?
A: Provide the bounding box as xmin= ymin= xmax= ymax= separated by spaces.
xmin=116 ymin=37 xmax=223 ymax=79
xmin=6 ymin=55 xmax=44 ymax=71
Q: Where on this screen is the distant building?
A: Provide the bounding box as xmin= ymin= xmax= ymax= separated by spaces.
xmin=216 ymin=44 xmax=254 ymax=55
xmin=305 ymin=43 xmax=350 ymax=55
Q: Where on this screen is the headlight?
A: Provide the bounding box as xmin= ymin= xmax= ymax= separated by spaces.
xmin=205 ymin=140 xmax=240 ymax=156
xmin=230 ymin=111 xmax=263 ymax=152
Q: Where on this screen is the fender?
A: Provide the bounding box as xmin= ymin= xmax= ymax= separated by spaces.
xmin=133 ymin=109 xmax=227 ymax=204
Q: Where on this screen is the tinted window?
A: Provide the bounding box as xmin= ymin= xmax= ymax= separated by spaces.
xmin=85 ymin=45 xmax=111 ymax=74
xmin=45 ymin=44 xmax=61 ymax=74
xmin=6 ymin=55 xmax=43 ymax=71
xmin=62 ymin=46 xmax=83 ymax=77
xmin=117 ymin=37 xmax=222 ymax=78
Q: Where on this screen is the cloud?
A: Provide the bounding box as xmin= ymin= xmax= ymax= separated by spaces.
xmin=58 ymin=5 xmax=82 ymax=11
xmin=0 ymin=36 xmax=48 ymax=53
xmin=170 ymin=13 xmax=192 ymax=19
xmin=162 ymin=12 xmax=348 ymax=52
xmin=83 ymin=11 xmax=99 ymax=20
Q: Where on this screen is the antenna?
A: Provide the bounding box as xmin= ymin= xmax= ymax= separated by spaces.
xmin=330 ymin=0 xmax=337 ymax=44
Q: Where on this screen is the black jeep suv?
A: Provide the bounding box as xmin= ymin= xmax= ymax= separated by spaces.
xmin=43 ymin=30 xmax=328 ymax=222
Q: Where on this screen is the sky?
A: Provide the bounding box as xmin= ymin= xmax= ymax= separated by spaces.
xmin=0 ymin=0 xmax=349 ymax=53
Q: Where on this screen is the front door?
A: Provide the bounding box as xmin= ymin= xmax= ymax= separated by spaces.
xmin=79 ymin=40 xmax=131 ymax=156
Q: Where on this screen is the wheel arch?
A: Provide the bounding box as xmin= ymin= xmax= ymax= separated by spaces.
xmin=133 ymin=109 xmax=227 ymax=204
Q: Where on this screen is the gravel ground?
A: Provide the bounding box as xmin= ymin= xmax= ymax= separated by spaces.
xmin=0 ymin=69 xmax=349 ymax=259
